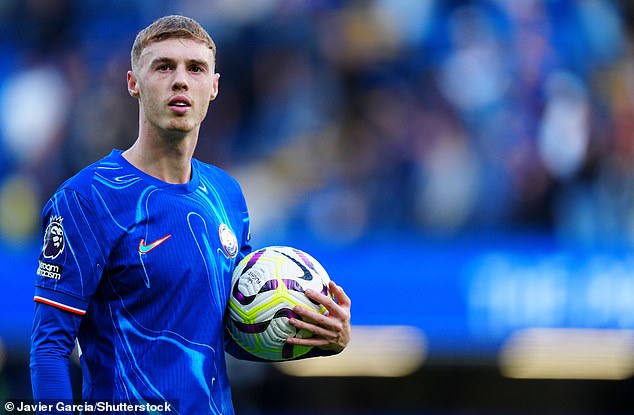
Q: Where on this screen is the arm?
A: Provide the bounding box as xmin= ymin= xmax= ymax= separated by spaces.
xmin=30 ymin=302 xmax=82 ymax=414
xmin=224 ymin=280 xmax=351 ymax=361
xmin=31 ymin=186 xmax=106 ymax=413
xmin=286 ymin=280 xmax=352 ymax=355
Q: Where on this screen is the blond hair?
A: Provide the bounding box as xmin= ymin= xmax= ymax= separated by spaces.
xmin=131 ymin=15 xmax=216 ymax=71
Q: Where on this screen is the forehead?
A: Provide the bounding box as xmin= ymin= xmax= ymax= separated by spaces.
xmin=139 ymin=37 xmax=215 ymax=67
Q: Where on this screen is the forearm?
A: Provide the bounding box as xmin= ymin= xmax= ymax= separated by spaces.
xmin=30 ymin=352 xmax=74 ymax=407
xmin=30 ymin=302 xmax=81 ymax=414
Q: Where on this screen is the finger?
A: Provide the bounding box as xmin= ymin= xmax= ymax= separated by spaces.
xmin=304 ymin=287 xmax=332 ymax=304
xmin=286 ymin=335 xmax=330 ymax=347
xmin=293 ymin=305 xmax=343 ymax=332
xmin=305 ymin=287 xmax=345 ymax=318
xmin=304 ymin=283 xmax=351 ymax=325
xmin=286 ymin=320 xmax=348 ymax=353
xmin=288 ymin=317 xmax=337 ymax=339
xmin=329 ymin=280 xmax=351 ymax=309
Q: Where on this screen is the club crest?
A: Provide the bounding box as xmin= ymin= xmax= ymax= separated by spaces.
xmin=219 ymin=223 xmax=239 ymax=258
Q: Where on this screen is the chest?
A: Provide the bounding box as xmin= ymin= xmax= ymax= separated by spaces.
xmin=100 ymin=188 xmax=241 ymax=308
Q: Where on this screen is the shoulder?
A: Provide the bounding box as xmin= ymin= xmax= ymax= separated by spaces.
xmin=193 ymin=159 xmax=242 ymax=190
xmin=47 ymin=151 xmax=121 ymax=210
xmin=192 ymin=159 xmax=249 ymax=215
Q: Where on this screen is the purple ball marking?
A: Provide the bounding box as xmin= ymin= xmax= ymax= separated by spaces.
xmin=281 ymin=278 xmax=304 ymax=293
xmin=282 ymin=342 xmax=295 ymax=359
xmin=231 ymin=308 xmax=301 ymax=334
xmin=292 ymin=248 xmax=314 ymax=269
xmin=232 ymin=271 xmax=279 ymax=306
xmin=240 ymin=249 xmax=266 ymax=275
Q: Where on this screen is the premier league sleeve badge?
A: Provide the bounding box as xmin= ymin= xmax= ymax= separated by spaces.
xmin=42 ymin=216 xmax=65 ymax=260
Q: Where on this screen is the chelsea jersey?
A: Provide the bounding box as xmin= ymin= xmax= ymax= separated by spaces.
xmin=32 ymin=149 xmax=251 ymax=414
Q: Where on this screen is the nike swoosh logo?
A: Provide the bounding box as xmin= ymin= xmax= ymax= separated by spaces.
xmin=138 ymin=234 xmax=172 ymax=254
xmin=275 ymin=249 xmax=313 ymax=281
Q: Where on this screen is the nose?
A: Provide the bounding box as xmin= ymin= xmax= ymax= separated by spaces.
xmin=172 ymin=65 xmax=189 ymax=91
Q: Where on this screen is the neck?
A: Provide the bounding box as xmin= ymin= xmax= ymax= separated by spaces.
xmin=122 ymin=129 xmax=198 ymax=184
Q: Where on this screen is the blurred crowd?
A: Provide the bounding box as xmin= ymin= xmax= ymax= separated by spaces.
xmin=1 ymin=0 xmax=634 ymax=247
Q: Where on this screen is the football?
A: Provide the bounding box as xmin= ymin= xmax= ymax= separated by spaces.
xmin=226 ymin=246 xmax=331 ymax=361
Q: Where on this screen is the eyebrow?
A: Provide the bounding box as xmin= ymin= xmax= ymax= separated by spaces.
xmin=150 ymin=56 xmax=211 ymax=69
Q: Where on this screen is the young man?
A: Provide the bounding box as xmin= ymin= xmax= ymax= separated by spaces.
xmin=30 ymin=15 xmax=351 ymax=414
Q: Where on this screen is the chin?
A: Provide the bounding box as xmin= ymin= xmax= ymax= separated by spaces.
xmin=165 ymin=120 xmax=196 ymax=134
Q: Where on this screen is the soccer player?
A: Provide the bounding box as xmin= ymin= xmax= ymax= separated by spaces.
xmin=30 ymin=15 xmax=351 ymax=414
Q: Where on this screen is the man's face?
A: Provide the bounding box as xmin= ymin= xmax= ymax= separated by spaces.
xmin=128 ymin=37 xmax=219 ymax=137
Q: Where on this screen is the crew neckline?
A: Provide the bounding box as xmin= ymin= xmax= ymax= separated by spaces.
xmin=110 ymin=149 xmax=200 ymax=194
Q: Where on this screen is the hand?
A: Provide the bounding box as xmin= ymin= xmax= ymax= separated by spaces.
xmin=286 ymin=280 xmax=351 ymax=353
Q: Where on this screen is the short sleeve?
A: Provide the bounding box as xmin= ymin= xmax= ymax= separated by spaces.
xmin=34 ymin=189 xmax=108 ymax=315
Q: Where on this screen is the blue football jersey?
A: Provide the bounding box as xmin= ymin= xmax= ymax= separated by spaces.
xmin=33 ymin=149 xmax=251 ymax=414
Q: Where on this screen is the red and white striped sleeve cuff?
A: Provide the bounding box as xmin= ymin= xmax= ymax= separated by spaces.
xmin=33 ymin=286 xmax=88 ymax=316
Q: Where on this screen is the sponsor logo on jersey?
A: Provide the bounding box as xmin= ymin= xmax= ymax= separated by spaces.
xmin=37 ymin=260 xmax=63 ymax=280
xmin=43 ymin=216 xmax=65 ymax=260
xmin=219 ymin=224 xmax=238 ymax=258
xmin=138 ymin=234 xmax=172 ymax=254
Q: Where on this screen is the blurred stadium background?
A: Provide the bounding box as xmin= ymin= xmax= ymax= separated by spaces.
xmin=2 ymin=0 xmax=634 ymax=413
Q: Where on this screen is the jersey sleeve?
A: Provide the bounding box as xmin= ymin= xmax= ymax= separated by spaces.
xmin=34 ymin=188 xmax=108 ymax=315
xmin=30 ymin=302 xmax=82 ymax=413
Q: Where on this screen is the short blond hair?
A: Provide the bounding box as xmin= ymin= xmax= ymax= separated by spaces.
xmin=131 ymin=15 xmax=216 ymax=71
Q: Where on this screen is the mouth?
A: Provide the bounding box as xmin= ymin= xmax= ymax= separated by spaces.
xmin=168 ymin=96 xmax=192 ymax=113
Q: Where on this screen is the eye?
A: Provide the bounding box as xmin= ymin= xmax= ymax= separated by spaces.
xmin=190 ymin=65 xmax=203 ymax=73
xmin=157 ymin=63 xmax=172 ymax=71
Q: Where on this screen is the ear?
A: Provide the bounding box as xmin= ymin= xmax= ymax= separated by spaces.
xmin=127 ymin=70 xmax=140 ymax=98
xmin=210 ymin=73 xmax=220 ymax=101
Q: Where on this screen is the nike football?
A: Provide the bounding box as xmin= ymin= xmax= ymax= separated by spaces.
xmin=226 ymin=246 xmax=331 ymax=361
